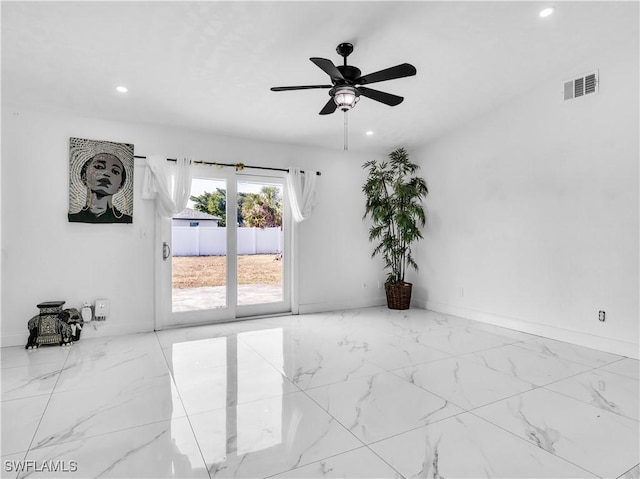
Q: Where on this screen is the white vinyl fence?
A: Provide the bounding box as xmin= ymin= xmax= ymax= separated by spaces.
xmin=172 ymin=227 xmax=283 ymax=256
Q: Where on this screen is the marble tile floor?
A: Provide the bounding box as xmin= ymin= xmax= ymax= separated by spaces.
xmin=1 ymin=307 xmax=638 ymax=478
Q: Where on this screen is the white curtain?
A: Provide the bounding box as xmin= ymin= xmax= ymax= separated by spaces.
xmin=286 ymin=167 xmax=318 ymax=222
xmin=141 ymin=155 xmax=193 ymax=217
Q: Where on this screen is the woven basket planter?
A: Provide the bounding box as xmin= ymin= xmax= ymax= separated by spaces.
xmin=385 ymin=282 xmax=413 ymax=310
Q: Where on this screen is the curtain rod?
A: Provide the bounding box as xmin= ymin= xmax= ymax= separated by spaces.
xmin=134 ymin=155 xmax=321 ymax=176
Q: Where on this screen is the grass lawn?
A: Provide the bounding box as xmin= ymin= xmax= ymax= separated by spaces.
xmin=172 ymin=254 xmax=282 ymax=288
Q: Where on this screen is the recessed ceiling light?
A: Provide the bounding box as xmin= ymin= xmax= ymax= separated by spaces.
xmin=116 ymin=86 xmax=128 ymax=93
xmin=539 ymin=7 xmax=554 ymax=17
xmin=365 ymin=130 xmax=374 ymax=136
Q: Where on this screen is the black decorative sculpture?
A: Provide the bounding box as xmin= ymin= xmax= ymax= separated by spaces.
xmin=25 ymin=301 xmax=84 ymax=349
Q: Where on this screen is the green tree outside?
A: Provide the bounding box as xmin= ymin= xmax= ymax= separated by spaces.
xmin=191 ymin=186 xmax=282 ymax=228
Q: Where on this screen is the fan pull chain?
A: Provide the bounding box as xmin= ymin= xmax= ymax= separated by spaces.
xmin=343 ymin=110 xmax=348 ymax=151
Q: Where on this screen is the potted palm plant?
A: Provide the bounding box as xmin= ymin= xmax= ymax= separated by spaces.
xmin=362 ymin=148 xmax=428 ymax=310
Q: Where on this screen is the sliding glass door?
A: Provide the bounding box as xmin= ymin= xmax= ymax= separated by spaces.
xmin=171 ymin=176 xmax=229 ymax=313
xmin=156 ymin=167 xmax=291 ymax=329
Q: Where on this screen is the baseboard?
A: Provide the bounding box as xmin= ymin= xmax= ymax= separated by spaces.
xmin=5 ymin=298 xmax=635 ymax=359
xmin=299 ymin=295 xmax=386 ymax=315
xmin=418 ymin=299 xmax=639 ymax=359
xmin=1 ymin=332 xmax=26 ymax=348
xmin=1 ymin=321 xmax=153 ymax=348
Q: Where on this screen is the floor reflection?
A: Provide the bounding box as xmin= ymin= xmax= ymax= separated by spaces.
xmin=3 ymin=308 xmax=636 ymax=478
xmin=169 ymin=329 xmax=286 ymax=461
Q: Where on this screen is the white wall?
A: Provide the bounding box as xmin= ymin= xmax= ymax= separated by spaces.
xmin=295 ymin=149 xmax=389 ymax=313
xmin=1 ymin=109 xmax=386 ymax=346
xmin=412 ymin=38 xmax=639 ymax=357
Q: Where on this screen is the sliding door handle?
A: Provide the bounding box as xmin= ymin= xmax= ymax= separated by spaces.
xmin=162 ymin=242 xmax=171 ymax=261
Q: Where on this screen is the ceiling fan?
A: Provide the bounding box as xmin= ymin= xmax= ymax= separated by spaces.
xmin=270 ymin=42 xmax=417 ymax=115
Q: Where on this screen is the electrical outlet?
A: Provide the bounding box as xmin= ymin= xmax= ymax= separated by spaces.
xmin=598 ymin=311 xmax=606 ymax=322
xmin=95 ymin=299 xmax=110 ymax=320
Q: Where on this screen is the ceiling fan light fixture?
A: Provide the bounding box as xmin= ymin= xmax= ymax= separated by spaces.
xmin=333 ymin=86 xmax=359 ymax=111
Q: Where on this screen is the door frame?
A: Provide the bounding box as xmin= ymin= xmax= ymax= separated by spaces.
xmin=154 ymin=167 xmax=293 ymax=330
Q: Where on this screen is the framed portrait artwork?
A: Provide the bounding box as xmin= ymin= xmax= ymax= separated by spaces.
xmin=68 ymin=137 xmax=134 ymax=224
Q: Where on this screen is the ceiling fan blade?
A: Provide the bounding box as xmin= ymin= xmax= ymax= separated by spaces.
xmin=356 ymin=63 xmax=417 ymax=85
xmin=319 ymin=98 xmax=337 ymax=115
xmin=310 ymin=57 xmax=345 ymax=81
xmin=271 ymin=85 xmax=332 ymax=91
xmin=358 ymin=87 xmax=404 ymax=106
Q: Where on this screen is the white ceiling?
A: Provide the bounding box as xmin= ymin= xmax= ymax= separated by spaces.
xmin=2 ymin=1 xmax=637 ymax=152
